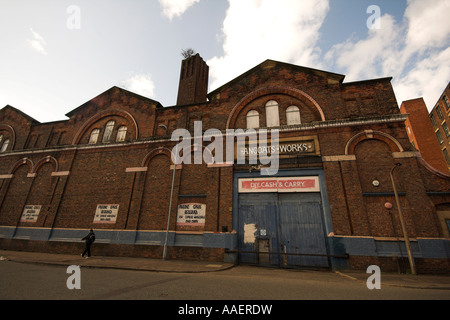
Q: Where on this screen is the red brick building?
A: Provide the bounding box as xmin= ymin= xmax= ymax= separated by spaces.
xmin=429 ymin=82 xmax=450 ymax=169
xmin=1 ymin=54 xmax=449 ymax=273
xmin=400 ymin=82 xmax=450 ymax=174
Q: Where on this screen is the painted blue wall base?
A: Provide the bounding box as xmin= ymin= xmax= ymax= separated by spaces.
xmin=328 ymin=235 xmax=450 ymax=270
xmin=0 ymin=226 xmax=237 ymax=252
xmin=1 ymin=226 xmax=448 ymax=271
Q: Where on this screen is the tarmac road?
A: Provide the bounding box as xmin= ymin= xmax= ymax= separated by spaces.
xmin=1 ymin=259 xmax=449 ymax=301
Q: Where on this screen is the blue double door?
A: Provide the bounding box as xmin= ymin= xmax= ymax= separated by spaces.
xmin=238 ymin=192 xmax=329 ymax=268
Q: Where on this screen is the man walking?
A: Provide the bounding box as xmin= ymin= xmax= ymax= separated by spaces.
xmin=81 ymin=229 xmax=95 ymax=258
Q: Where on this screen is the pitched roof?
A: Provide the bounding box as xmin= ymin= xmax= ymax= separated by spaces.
xmin=65 ymin=86 xmax=163 ymax=118
xmin=207 ymin=59 xmax=346 ymax=99
xmin=0 ymin=105 xmax=40 ymax=124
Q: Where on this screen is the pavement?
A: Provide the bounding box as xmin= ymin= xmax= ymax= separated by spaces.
xmin=1 ymin=250 xmax=450 ymax=290
xmin=0 ymin=250 xmax=234 ymax=273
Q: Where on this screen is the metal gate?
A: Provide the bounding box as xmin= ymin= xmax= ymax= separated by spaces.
xmin=237 ymin=192 xmax=329 ymax=268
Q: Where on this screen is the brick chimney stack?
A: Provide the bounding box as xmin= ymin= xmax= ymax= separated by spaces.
xmin=176 ymin=53 xmax=209 ymax=105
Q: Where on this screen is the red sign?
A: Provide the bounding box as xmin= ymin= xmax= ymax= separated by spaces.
xmin=239 ymin=177 xmax=319 ymax=193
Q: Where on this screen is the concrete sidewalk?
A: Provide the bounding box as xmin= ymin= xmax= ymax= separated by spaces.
xmin=0 ymin=250 xmax=234 ymax=273
xmin=1 ymin=250 xmax=449 ymax=290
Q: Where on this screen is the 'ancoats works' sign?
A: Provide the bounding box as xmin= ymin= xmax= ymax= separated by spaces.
xmin=236 ymin=136 xmax=320 ymax=160
xmin=238 ymin=176 xmax=320 ymax=193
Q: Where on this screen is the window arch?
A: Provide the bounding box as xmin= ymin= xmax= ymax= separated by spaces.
xmin=286 ymin=105 xmax=301 ymax=125
xmin=116 ymin=126 xmax=127 ymax=142
xmin=102 ymin=120 xmax=115 ymax=143
xmin=265 ymin=100 xmax=280 ymax=127
xmin=246 ymin=110 xmax=260 ymax=129
xmin=88 ymin=129 xmax=100 ymax=144
xmin=1 ymin=139 xmax=10 ymax=152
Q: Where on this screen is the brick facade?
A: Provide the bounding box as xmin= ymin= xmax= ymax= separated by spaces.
xmin=1 ymin=55 xmax=449 ymax=273
xmin=429 ymin=82 xmax=450 ymax=169
xmin=400 ymin=97 xmax=449 ymax=173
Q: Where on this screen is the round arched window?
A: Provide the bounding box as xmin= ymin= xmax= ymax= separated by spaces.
xmin=286 ymin=106 xmax=301 ymax=125
xmin=102 ymin=120 xmax=115 ymax=143
xmin=246 ymin=110 xmax=260 ymax=129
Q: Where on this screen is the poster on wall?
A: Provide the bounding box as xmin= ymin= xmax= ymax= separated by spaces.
xmin=20 ymin=205 xmax=41 ymax=222
xmin=93 ymin=204 xmax=119 ymax=224
xmin=177 ymin=203 xmax=206 ymax=226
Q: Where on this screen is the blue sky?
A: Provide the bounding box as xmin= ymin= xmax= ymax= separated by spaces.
xmin=0 ymin=0 xmax=449 ymax=122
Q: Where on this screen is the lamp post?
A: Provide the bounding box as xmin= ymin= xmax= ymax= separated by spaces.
xmin=389 ymin=163 xmax=416 ymax=275
xmin=163 ymin=144 xmax=179 ymax=260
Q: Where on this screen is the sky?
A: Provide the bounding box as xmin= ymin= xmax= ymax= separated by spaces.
xmin=0 ymin=0 xmax=449 ymax=123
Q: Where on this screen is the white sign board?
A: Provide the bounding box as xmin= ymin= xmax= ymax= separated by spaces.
xmin=177 ymin=203 xmax=206 ymax=226
xmin=20 ymin=205 xmax=41 ymax=222
xmin=93 ymin=204 xmax=119 ymax=224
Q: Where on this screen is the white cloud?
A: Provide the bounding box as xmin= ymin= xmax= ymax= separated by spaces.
xmin=324 ymin=0 xmax=450 ymax=110
xmin=394 ymin=48 xmax=450 ymax=108
xmin=120 ymin=74 xmax=155 ymax=99
xmin=403 ymin=0 xmax=450 ymax=56
xmin=397 ymin=0 xmax=450 ymax=107
xmin=207 ymin=0 xmax=330 ymax=91
xmin=28 ymin=28 xmax=47 ymax=55
xmin=158 ymin=0 xmax=200 ymax=20
xmin=325 ymin=14 xmax=406 ymax=81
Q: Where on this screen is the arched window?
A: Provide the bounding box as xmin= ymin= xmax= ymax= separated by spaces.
xmin=286 ymin=106 xmax=301 ymax=125
xmin=88 ymin=129 xmax=100 ymax=144
xmin=265 ymin=100 xmax=279 ymax=127
xmin=116 ymin=126 xmax=127 ymax=142
xmin=1 ymin=139 xmax=10 ymax=152
xmin=246 ymin=110 xmax=260 ymax=129
xmin=102 ymin=120 xmax=115 ymax=143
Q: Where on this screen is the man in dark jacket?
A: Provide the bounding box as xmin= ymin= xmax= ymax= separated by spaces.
xmin=81 ymin=229 xmax=95 ymax=258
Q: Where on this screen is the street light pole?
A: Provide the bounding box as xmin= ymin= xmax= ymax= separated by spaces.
xmin=390 ymin=163 xmax=416 ymax=275
xmin=163 ymin=144 xmax=179 ymax=260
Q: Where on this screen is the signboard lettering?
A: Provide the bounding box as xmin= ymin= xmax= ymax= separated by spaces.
xmin=239 ymin=142 xmax=314 ymax=157
xmin=20 ymin=205 xmax=41 ymax=222
xmin=94 ymin=204 xmax=119 ymax=224
xmin=177 ymin=203 xmax=206 ymax=226
xmin=238 ymin=177 xmax=320 ymax=193
xmin=236 ymin=136 xmax=320 ymax=160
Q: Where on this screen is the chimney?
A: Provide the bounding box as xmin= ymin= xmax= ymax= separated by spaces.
xmin=176 ymin=53 xmax=209 ymax=105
